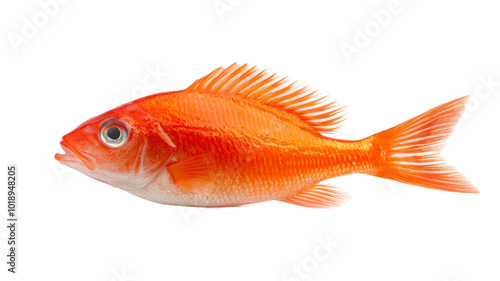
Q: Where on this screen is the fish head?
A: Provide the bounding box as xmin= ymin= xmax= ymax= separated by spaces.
xmin=55 ymin=103 xmax=176 ymax=191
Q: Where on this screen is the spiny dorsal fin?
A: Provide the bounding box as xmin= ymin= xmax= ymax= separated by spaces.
xmin=187 ymin=63 xmax=346 ymax=134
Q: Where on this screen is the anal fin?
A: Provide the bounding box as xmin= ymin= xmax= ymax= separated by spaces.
xmin=280 ymin=184 xmax=350 ymax=208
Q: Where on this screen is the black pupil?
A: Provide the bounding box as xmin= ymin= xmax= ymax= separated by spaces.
xmin=107 ymin=127 xmax=121 ymax=140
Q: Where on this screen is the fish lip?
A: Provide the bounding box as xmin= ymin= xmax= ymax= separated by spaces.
xmin=55 ymin=140 xmax=97 ymax=171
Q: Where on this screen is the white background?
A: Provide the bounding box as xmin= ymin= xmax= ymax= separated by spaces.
xmin=1 ymin=1 xmax=500 ymax=281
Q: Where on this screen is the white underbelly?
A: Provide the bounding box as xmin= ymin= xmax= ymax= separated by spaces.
xmin=126 ymin=169 xmax=298 ymax=207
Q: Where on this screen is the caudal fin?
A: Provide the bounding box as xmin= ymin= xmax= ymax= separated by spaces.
xmin=372 ymin=96 xmax=478 ymax=193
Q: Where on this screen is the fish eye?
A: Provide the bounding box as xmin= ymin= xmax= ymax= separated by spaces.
xmin=99 ymin=120 xmax=129 ymax=148
xmin=107 ymin=127 xmax=120 ymax=140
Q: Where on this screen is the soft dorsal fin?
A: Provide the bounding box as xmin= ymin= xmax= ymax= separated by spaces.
xmin=187 ymin=63 xmax=346 ymax=134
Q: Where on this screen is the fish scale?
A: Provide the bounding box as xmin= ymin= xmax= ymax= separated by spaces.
xmin=135 ymin=89 xmax=373 ymax=205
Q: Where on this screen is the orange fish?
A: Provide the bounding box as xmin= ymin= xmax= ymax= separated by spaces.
xmin=55 ymin=63 xmax=478 ymax=207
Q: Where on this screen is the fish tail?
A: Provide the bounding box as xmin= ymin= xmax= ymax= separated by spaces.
xmin=369 ymin=96 xmax=478 ymax=193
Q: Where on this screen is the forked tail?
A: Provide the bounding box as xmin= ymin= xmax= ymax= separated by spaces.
xmin=370 ymin=96 xmax=478 ymax=193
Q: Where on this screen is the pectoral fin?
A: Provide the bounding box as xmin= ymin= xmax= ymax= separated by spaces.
xmin=166 ymin=155 xmax=215 ymax=195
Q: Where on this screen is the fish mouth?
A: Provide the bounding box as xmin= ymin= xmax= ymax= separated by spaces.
xmin=55 ymin=141 xmax=97 ymax=171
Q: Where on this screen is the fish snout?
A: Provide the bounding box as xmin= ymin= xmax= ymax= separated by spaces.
xmin=55 ymin=140 xmax=97 ymax=171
